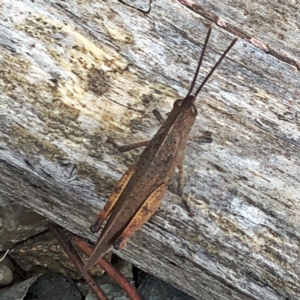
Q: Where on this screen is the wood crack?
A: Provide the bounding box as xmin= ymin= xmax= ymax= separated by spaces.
xmin=178 ymin=0 xmax=300 ymax=70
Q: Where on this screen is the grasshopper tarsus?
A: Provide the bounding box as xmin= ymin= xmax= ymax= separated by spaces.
xmin=182 ymin=198 xmax=194 ymax=217
xmin=152 ymin=109 xmax=165 ymax=124
xmin=90 ymin=223 xmax=99 ymax=233
xmin=198 ymin=137 xmax=213 ymax=143
xmin=177 ymin=189 xmax=183 ymax=197
xmin=118 ymin=140 xmax=149 ymax=152
xmin=114 ymin=237 xmax=124 ymax=250
xmin=190 ymin=131 xmax=213 ymax=144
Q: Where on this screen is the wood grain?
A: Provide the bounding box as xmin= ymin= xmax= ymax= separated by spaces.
xmin=0 ymin=0 xmax=299 ymax=299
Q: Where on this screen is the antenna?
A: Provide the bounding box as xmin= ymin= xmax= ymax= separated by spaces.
xmin=194 ymin=37 xmax=237 ymax=98
xmin=186 ymin=25 xmax=213 ymax=96
xmin=185 ymin=26 xmax=237 ymax=101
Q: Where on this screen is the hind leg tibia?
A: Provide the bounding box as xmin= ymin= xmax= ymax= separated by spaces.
xmin=90 ymin=165 xmax=136 ymax=233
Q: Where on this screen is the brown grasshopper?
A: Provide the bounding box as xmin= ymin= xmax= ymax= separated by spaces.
xmin=81 ymin=26 xmax=237 ymax=273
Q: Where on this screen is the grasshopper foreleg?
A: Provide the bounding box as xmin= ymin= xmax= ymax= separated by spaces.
xmin=118 ymin=110 xmax=166 ymax=153
xmin=114 ymin=183 xmax=167 ymax=250
xmin=90 ymin=165 xmax=136 ymax=233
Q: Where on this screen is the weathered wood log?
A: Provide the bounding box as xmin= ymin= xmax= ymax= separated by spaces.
xmin=0 ymin=0 xmax=299 ymax=299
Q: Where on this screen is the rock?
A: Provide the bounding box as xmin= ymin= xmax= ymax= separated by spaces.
xmin=24 ymin=273 xmax=81 ymax=300
xmin=0 ymin=264 xmax=13 ymax=286
xmin=139 ymin=275 xmax=195 ymax=300
xmin=85 ymin=283 xmax=129 ymax=300
xmin=9 ymin=230 xmax=108 ymax=279
xmin=111 ymin=255 xmax=134 ymax=283
xmin=0 ymin=196 xmax=47 ymax=251
xmin=0 ymin=275 xmax=41 ymax=300
xmin=76 ymin=270 xmax=131 ymax=299
xmin=0 ymin=250 xmax=13 ymax=286
xmin=1 ymin=1 xmax=300 ymax=299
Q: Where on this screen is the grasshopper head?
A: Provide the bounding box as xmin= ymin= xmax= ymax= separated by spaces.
xmin=174 ymin=97 xmax=197 ymax=116
xmin=181 ymin=94 xmax=196 ymax=109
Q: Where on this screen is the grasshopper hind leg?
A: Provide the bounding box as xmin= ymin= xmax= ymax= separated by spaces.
xmin=114 ymin=183 xmax=167 ymax=250
xmin=90 ymin=165 xmax=136 ymax=233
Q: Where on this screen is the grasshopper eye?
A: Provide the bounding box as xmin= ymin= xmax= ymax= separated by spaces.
xmin=174 ymin=100 xmax=183 ymax=107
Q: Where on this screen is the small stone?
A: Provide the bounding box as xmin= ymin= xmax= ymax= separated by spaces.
xmin=25 ymin=272 xmax=81 ymax=300
xmin=0 ymin=264 xmax=13 ymax=286
xmin=139 ymin=275 xmax=196 ymax=300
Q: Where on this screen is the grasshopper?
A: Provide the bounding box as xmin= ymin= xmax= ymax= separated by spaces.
xmin=82 ymin=26 xmax=237 ymax=273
